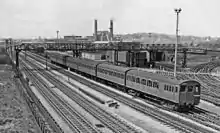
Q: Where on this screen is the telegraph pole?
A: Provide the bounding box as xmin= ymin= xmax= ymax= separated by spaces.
xmin=174 ymin=8 xmax=181 ymax=78
xmin=45 ymin=44 xmax=48 ymax=70
xmin=56 ymin=30 xmax=59 ymax=49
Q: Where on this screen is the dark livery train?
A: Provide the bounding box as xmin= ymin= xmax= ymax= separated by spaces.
xmin=47 ymin=51 xmax=201 ymax=111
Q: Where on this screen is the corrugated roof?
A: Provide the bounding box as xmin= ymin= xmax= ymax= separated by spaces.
xmin=98 ymin=63 xmax=132 ymax=72
xmin=127 ymin=69 xmax=183 ymax=85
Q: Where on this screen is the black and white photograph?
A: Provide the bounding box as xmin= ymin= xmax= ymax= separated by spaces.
xmin=0 ymin=0 xmax=220 ymax=133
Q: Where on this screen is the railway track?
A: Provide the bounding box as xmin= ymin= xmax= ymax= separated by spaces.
xmin=20 ymin=55 xmax=141 ymax=133
xmin=190 ymin=61 xmax=220 ymax=106
xmin=20 ymin=60 xmax=100 ymax=133
xmin=24 ymin=51 xmax=220 ymax=133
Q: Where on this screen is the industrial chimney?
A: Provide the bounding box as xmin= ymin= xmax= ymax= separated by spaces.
xmin=109 ymin=19 xmax=113 ymax=41
xmin=94 ymin=19 xmax=98 ymax=41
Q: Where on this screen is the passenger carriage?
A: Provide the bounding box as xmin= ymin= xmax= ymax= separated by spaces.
xmin=125 ymin=68 xmax=200 ymax=110
xmin=96 ymin=63 xmax=130 ymax=87
xmin=47 ymin=52 xmax=201 ymax=111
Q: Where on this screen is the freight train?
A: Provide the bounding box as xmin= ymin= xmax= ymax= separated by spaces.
xmin=47 ymin=51 xmax=201 ymax=111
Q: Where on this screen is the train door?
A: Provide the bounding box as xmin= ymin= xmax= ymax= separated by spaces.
xmin=194 ymin=84 xmax=200 ymax=105
xmin=186 ymin=85 xmax=194 ymax=105
xmin=172 ymin=86 xmax=175 ymax=101
xmin=179 ymin=85 xmax=187 ymax=105
xmin=63 ymin=56 xmax=67 ymax=66
xmin=136 ymin=76 xmax=141 ymax=92
xmin=173 ymin=86 xmax=179 ymax=102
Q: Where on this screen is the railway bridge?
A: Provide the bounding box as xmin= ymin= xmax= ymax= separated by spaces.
xmin=5 ymin=39 xmax=208 ymax=68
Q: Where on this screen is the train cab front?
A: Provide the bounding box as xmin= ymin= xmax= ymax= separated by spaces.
xmin=179 ymin=80 xmax=201 ymax=110
xmin=193 ymin=84 xmax=201 ymax=105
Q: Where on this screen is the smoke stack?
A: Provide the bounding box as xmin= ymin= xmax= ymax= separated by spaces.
xmin=94 ymin=19 xmax=98 ymax=41
xmin=110 ymin=19 xmax=113 ymax=41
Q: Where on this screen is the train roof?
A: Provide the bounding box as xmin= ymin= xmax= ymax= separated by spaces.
xmin=98 ymin=63 xmax=133 ymax=73
xmin=67 ymin=56 xmax=105 ymax=66
xmin=127 ymin=69 xmax=193 ymax=85
xmin=46 ymin=51 xmax=69 ymax=56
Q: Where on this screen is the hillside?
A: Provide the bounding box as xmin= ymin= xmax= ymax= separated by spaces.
xmin=118 ymin=32 xmax=220 ymax=48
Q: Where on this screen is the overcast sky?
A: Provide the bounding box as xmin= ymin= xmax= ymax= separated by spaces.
xmin=0 ymin=0 xmax=219 ymax=38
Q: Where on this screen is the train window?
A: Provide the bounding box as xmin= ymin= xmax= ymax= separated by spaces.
xmin=153 ymin=82 xmax=159 ymax=88
xmin=188 ymin=86 xmax=193 ymax=92
xmin=118 ymin=73 xmax=121 ymax=78
xmin=175 ymin=87 xmax=178 ymax=92
xmin=120 ymin=74 xmax=124 ymax=79
xmin=180 ymin=85 xmax=186 ymax=92
xmin=109 ymin=71 xmax=112 ymax=76
xmin=132 ymin=76 xmax=136 ymax=82
xmin=129 ymin=75 xmax=133 ymax=81
xmin=126 ymin=75 xmax=130 ymax=80
xmin=113 ymin=72 xmax=116 ymax=76
xmin=153 ymin=82 xmax=156 ymax=87
xmin=147 ymin=80 xmax=152 ymax=87
xmin=141 ymin=79 xmax=146 ymax=85
xmin=195 ymin=86 xmax=199 ymax=92
xmin=115 ymin=72 xmax=118 ymax=77
xmin=136 ymin=77 xmax=140 ymax=84
xmin=155 ymin=82 xmax=159 ymax=89
xmin=172 ymin=86 xmax=174 ymax=92
xmin=164 ymin=85 xmax=167 ymax=90
xmin=117 ymin=73 xmax=120 ymax=78
xmin=169 ymin=86 xmax=171 ymax=91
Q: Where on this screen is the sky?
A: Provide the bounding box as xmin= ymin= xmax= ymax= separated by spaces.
xmin=0 ymin=0 xmax=220 ymax=38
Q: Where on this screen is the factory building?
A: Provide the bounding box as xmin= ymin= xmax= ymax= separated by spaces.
xmin=93 ymin=19 xmax=114 ymax=41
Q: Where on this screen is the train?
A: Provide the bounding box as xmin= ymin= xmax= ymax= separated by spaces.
xmin=46 ymin=51 xmax=201 ymax=111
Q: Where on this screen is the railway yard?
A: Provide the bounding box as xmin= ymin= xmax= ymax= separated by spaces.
xmin=1 ymin=43 xmax=220 ymax=133
xmin=1 ymin=1 xmax=220 ymax=132
xmin=1 ymin=48 xmax=218 ymax=133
